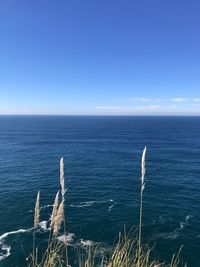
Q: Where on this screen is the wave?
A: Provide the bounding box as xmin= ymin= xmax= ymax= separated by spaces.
xmin=39 ymin=221 xmax=48 ymax=231
xmin=31 ymin=199 xmax=115 ymax=210
xmin=40 ymin=204 xmax=53 ymax=210
xmin=80 ymin=239 xmax=94 ymax=246
xmin=154 ymin=214 xmax=193 ymax=240
xmin=155 ymin=231 xmax=179 ymax=240
xmin=70 ymin=201 xmax=96 ymax=208
xmin=57 ymin=233 xmax=75 ymax=245
xmin=0 ymin=228 xmax=32 ymax=262
xmin=29 ymin=204 xmax=53 ymax=213
xmin=70 ymin=199 xmax=114 ymax=208
xmin=179 ymin=214 xmax=193 ymax=230
xmin=0 ymin=220 xmax=51 ymax=262
xmin=0 ymin=244 xmax=11 ymax=261
xmin=108 ymin=202 xmax=116 ymax=212
xmin=152 ymin=215 xmax=174 ymax=225
xmin=57 ymin=234 xmax=97 ymax=249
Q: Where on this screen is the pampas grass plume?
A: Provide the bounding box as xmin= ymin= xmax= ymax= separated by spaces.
xmin=34 ymin=191 xmax=40 ymax=227
xmin=50 ymin=191 xmax=60 ymax=227
xmin=53 ymin=200 xmax=64 ymax=235
xmin=141 ymin=146 xmax=147 ymax=192
xmin=60 ymin=157 xmax=65 ymax=200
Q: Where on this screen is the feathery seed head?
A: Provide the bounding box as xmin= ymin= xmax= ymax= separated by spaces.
xmin=34 ymin=191 xmax=40 ymax=227
xmin=53 ymin=200 xmax=64 ymax=235
xmin=60 ymin=157 xmax=65 ymax=200
xmin=141 ymin=146 xmax=147 ymax=191
xmin=50 ymin=191 xmax=60 ymax=227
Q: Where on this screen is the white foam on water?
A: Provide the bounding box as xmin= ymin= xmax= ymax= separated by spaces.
xmin=185 ymin=214 xmax=193 ymax=223
xmin=179 ymin=214 xmax=193 ymax=230
xmin=40 ymin=204 xmax=53 ymax=210
xmin=180 ymin=222 xmax=186 ymax=229
xmin=57 ymin=233 xmax=75 ymax=244
xmin=29 ymin=204 xmax=53 ymax=213
xmin=155 ymin=231 xmax=179 ymax=240
xmin=155 ymin=214 xmax=194 ymax=241
xmin=0 ymin=228 xmax=32 ymax=262
xmin=70 ymin=200 xmax=102 ymax=208
xmin=0 ymin=244 xmax=11 ymax=261
xmin=80 ymin=239 xmax=94 ymax=246
xmin=0 ymin=229 xmax=29 ymax=242
xmin=39 ymin=221 xmax=48 ymax=230
xmin=70 ymin=199 xmax=115 ymax=208
xmin=70 ymin=201 xmax=95 ymax=208
xmin=108 ymin=202 xmax=116 ymax=212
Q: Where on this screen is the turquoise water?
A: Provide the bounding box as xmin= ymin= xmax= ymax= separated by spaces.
xmin=0 ymin=116 xmax=200 ymax=266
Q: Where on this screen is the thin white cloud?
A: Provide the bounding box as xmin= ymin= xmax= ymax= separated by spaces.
xmin=119 ymin=97 xmax=192 ymax=103
xmin=193 ymin=98 xmax=200 ymax=102
xmin=96 ymin=106 xmax=126 ymax=110
xmin=95 ymin=97 xmax=200 ymax=115
xmin=130 ymin=97 xmax=152 ymax=102
xmin=171 ymin=98 xmax=188 ymax=103
xmin=164 ymin=105 xmax=177 ymax=110
xmin=116 ymin=97 xmax=200 ymax=104
xmin=96 ymin=105 xmax=160 ymax=111
xmin=129 ymin=97 xmax=161 ymax=102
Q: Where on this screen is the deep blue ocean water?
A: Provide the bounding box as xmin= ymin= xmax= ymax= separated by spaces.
xmin=0 ymin=116 xmax=200 ymax=267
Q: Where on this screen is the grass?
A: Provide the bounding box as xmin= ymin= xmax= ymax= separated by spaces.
xmin=28 ymin=148 xmax=187 ymax=267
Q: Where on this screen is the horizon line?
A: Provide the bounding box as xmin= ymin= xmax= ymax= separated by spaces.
xmin=1 ymin=114 xmax=200 ymax=117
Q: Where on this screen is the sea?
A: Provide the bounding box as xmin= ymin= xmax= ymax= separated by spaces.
xmin=0 ymin=116 xmax=200 ymax=267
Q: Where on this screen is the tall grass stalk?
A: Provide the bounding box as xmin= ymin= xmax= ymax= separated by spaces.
xmin=60 ymin=157 xmax=65 ymax=200
xmin=32 ymin=191 xmax=40 ymax=266
xmin=50 ymin=191 xmax=59 ymax=228
xmin=34 ymin=191 xmax=40 ymax=227
xmin=59 ymin=157 xmax=69 ymax=266
xmin=53 ymin=200 xmax=64 ymax=236
xmin=138 ymin=146 xmax=147 ymax=267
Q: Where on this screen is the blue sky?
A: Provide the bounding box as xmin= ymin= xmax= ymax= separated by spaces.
xmin=0 ymin=0 xmax=200 ymax=115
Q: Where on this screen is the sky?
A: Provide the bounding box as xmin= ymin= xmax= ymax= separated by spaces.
xmin=0 ymin=0 xmax=200 ymax=115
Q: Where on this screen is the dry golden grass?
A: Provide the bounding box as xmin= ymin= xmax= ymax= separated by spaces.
xmin=53 ymin=200 xmax=64 ymax=236
xmin=138 ymin=147 xmax=147 ymax=267
xmin=60 ymin=157 xmax=65 ymax=201
xmin=50 ymin=191 xmax=60 ymax=228
xmin=29 ymin=151 xmax=186 ymax=267
xmin=34 ymin=191 xmax=40 ymax=227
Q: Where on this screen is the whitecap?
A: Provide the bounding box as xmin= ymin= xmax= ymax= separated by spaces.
xmin=155 ymin=214 xmax=193 ymax=240
xmin=0 ymin=244 xmax=11 ymax=261
xmin=70 ymin=199 xmax=115 ymax=208
xmin=70 ymin=200 xmax=99 ymax=208
xmin=108 ymin=202 xmax=116 ymax=212
xmin=0 ymin=228 xmax=32 ymax=262
xmin=40 ymin=204 xmax=53 ymax=210
xmin=0 ymin=229 xmax=30 ymax=242
xmin=70 ymin=201 xmax=95 ymax=208
xmin=57 ymin=233 xmax=75 ymax=244
xmin=155 ymin=231 xmax=179 ymax=240
xmin=80 ymin=239 xmax=94 ymax=246
xmin=39 ymin=221 xmax=48 ymax=230
xmin=179 ymin=214 xmax=193 ymax=230
xmin=185 ymin=215 xmax=193 ymax=223
xmin=29 ymin=204 xmax=53 ymax=213
xmin=179 ymin=222 xmax=186 ymax=229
